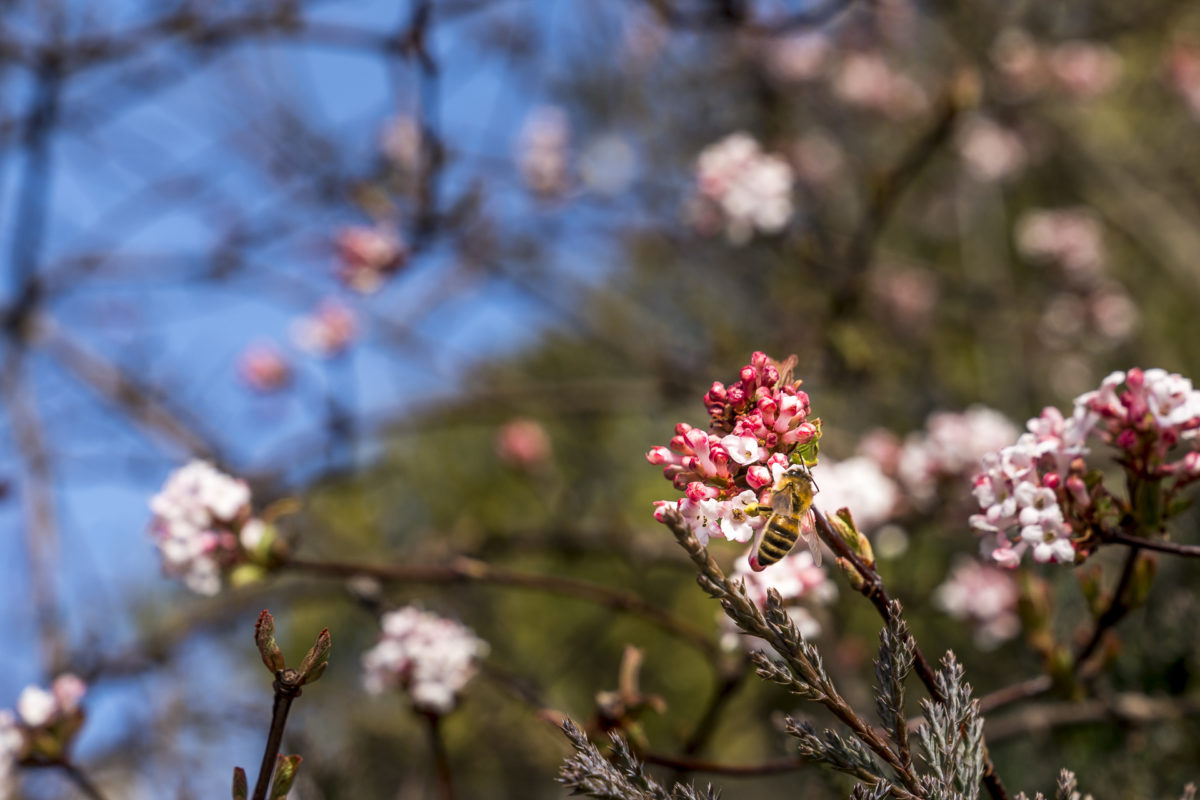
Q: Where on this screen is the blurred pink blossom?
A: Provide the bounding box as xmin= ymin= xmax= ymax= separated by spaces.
xmin=335 ymin=225 xmax=408 ymax=294
xmin=763 ymin=33 xmax=830 ymax=82
xmin=956 ymin=115 xmax=1027 ymax=182
xmin=495 ymin=418 xmax=552 ymax=470
xmin=833 ymin=52 xmax=928 ymax=118
xmin=1048 ymin=41 xmax=1121 ymax=98
xmin=934 ymin=560 xmax=1020 ymax=649
xmin=237 ymin=343 xmax=292 ymax=393
xmin=291 ymin=301 xmax=358 ymax=358
xmin=1167 ymin=41 xmax=1200 ymax=118
xmin=1016 ymin=208 xmax=1105 ymax=283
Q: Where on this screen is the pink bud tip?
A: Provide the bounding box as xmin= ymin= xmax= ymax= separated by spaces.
xmin=748 ymin=553 xmax=766 ymax=572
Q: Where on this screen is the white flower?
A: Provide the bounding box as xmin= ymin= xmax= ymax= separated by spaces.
xmin=679 ymin=497 xmax=724 ymax=545
xmin=721 ymin=434 xmax=763 ymax=466
xmin=718 ymin=491 xmax=762 ymax=543
xmin=363 ymin=608 xmax=488 ymax=714
xmin=15 ymin=687 xmax=54 ymax=728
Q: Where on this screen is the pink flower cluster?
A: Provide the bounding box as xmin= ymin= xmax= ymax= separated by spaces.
xmin=691 ymin=134 xmax=794 ymax=244
xmin=149 ymin=461 xmax=267 ymax=595
xmin=648 ymin=352 xmax=820 ymax=547
xmin=362 ymin=607 xmax=489 ymax=714
xmin=1 ymin=675 xmax=87 ymax=786
xmin=334 ymin=225 xmax=408 ymax=294
xmin=971 ymin=405 xmax=1092 ymax=566
xmin=723 ymin=550 xmax=836 ymax=648
xmin=971 ymin=368 xmax=1200 ymax=567
xmin=934 ymin=560 xmax=1020 ymax=650
xmin=1080 ymin=368 xmax=1200 ymax=476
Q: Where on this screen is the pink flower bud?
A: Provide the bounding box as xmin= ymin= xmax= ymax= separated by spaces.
xmin=727 ymin=384 xmax=746 ymax=405
xmin=1066 ymin=475 xmax=1091 ymax=506
xmin=1115 ymin=429 xmax=1138 ymax=451
xmin=762 ymin=363 xmax=780 ymax=386
xmin=1042 ymin=472 xmax=1061 ymax=489
xmin=675 ymin=422 xmax=694 ymax=436
xmin=652 ymin=500 xmax=676 ymax=522
xmin=746 ymin=465 xmax=772 ymax=489
xmin=646 ymin=447 xmax=673 ymax=464
xmin=740 ymin=365 xmax=758 ymax=387
xmin=750 ymin=351 xmax=769 ymax=369
xmin=685 ymin=482 xmax=719 ymax=501
xmin=706 ymin=382 xmax=727 ymax=402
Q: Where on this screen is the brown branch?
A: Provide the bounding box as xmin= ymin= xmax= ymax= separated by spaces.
xmin=30 ymin=313 xmax=222 ymax=462
xmin=1073 ymin=545 xmax=1141 ymax=675
xmin=984 ymin=692 xmax=1200 ymax=745
xmin=283 ymin=554 xmax=719 ymax=658
xmin=1105 ymin=529 xmax=1200 ymax=559
xmin=833 ymin=86 xmax=965 ymax=317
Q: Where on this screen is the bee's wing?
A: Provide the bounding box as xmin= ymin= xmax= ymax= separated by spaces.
xmin=799 ymin=510 xmax=821 ymax=567
xmin=770 ymin=488 xmax=795 ymax=515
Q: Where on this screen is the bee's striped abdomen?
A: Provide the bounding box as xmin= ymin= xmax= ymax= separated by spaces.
xmin=755 ymin=515 xmax=799 ymax=567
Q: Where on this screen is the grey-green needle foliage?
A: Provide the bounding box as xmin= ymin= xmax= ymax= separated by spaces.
xmin=558 ymin=720 xmax=719 ymax=800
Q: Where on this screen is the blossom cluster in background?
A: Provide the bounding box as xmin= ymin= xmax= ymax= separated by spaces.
xmin=892 ymin=407 xmax=1021 ymax=509
xmin=934 ymin=560 xmax=1020 ymax=649
xmin=971 ymin=368 xmax=1200 ymax=567
xmin=648 ymin=352 xmax=820 ymax=549
xmin=1 ymin=675 xmax=88 ymax=795
xmin=723 ymin=550 xmax=836 ymax=649
xmin=149 ymin=461 xmax=271 ymax=595
xmin=690 ymin=134 xmax=795 ymax=244
xmin=362 ymin=607 xmax=489 ymax=714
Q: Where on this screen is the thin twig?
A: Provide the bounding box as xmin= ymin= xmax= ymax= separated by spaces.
xmin=1074 ymin=545 xmax=1141 ymax=673
xmin=424 ymin=711 xmax=456 ymax=800
xmin=251 ymin=676 xmax=302 ymax=800
xmin=645 ymin=751 xmax=804 ymax=776
xmin=284 ymin=555 xmax=718 ymax=658
xmin=59 ymin=762 xmax=110 ymax=800
xmin=1105 ymin=529 xmax=1200 ymax=559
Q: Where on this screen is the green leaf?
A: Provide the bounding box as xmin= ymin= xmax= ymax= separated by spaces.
xmin=269 ymin=754 xmax=302 ymax=799
xmin=232 ymin=767 xmax=248 ymax=800
xmin=255 ymin=610 xmax=286 ymax=673
xmin=297 ymin=628 xmax=331 ymax=685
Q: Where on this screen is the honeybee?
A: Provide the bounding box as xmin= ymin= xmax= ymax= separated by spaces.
xmin=748 ymin=462 xmax=820 ymax=572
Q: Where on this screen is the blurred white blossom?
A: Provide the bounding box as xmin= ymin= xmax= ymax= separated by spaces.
xmin=363 ymin=607 xmax=489 ymax=714
xmin=692 ymin=133 xmax=794 ymax=244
